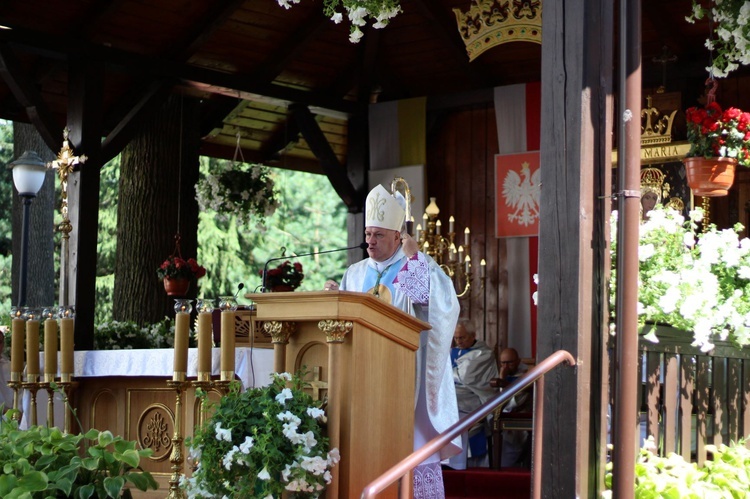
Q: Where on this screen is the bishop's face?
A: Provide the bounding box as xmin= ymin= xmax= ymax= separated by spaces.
xmin=365 ymin=226 xmax=401 ymax=262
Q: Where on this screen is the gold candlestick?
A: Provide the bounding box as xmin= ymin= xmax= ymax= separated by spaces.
xmin=165 ymin=379 xmax=188 ymax=499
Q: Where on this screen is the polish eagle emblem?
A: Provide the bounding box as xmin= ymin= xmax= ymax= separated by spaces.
xmin=502 ymin=161 xmax=540 ymax=226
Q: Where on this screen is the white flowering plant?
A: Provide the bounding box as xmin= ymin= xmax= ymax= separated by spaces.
xmin=94 ymin=317 xmax=196 ymax=350
xmin=182 ymin=371 xmax=340 ymax=498
xmin=686 ymin=0 xmax=750 ymax=77
xmin=276 ymin=0 xmax=401 ymax=43
xmin=195 ymin=164 xmax=279 ymax=226
xmin=610 ymin=206 xmax=750 ymax=351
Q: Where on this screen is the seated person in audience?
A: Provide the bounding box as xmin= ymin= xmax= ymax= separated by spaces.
xmin=447 ymin=319 xmax=498 ymax=470
xmin=491 ymin=347 xmax=533 ymax=468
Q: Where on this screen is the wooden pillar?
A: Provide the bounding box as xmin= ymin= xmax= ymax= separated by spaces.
xmin=67 ymin=58 xmax=103 ymax=350
xmin=537 ymin=0 xmax=614 ymax=497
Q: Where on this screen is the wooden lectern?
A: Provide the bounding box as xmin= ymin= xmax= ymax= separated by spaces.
xmin=249 ymin=290 xmax=429 ymax=499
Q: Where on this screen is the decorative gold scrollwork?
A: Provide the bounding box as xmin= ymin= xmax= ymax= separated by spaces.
xmin=264 ymin=320 xmax=297 ymax=344
xmin=143 ymin=411 xmax=172 ymax=453
xmin=318 ymin=320 xmax=353 ymax=343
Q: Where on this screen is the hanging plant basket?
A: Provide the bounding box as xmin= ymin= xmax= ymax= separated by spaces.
xmin=683 ymin=156 xmax=737 ymax=197
xmin=163 ymin=277 xmax=190 ymax=297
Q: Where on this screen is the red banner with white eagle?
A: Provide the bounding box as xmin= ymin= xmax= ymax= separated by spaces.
xmin=495 ymin=150 xmax=540 ymax=237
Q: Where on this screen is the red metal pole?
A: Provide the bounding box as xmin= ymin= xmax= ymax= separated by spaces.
xmin=612 ymin=0 xmax=641 ymax=496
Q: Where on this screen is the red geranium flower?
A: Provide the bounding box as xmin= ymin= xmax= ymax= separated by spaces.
xmin=685 ymin=101 xmax=750 ymax=168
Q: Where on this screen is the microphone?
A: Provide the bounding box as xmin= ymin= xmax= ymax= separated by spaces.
xmin=262 ymin=242 xmax=368 ymax=292
xmin=233 ymin=282 xmax=245 ymax=300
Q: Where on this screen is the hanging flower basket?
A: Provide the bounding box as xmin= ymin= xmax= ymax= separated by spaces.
xmin=156 ymin=235 xmax=206 ymax=296
xmin=683 ymin=156 xmax=737 ymax=197
xmin=163 ymin=277 xmax=190 ymax=297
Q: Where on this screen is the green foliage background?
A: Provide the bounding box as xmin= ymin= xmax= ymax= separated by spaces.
xmin=0 ymin=121 xmax=348 ymax=325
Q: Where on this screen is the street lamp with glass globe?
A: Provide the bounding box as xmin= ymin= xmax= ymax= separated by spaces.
xmin=10 ymin=150 xmax=47 ymax=308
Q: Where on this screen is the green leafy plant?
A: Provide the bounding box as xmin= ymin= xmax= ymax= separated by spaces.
xmin=0 ymin=416 xmax=158 ymax=498
xmin=610 ymin=206 xmax=750 ymax=351
xmin=183 ymin=371 xmax=340 ymax=498
xmin=602 ymin=436 xmax=750 ymax=498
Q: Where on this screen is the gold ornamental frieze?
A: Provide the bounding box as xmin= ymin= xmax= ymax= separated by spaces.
xmin=318 ymin=319 xmax=353 ymax=343
xmin=138 ymin=403 xmax=174 ymax=462
xmin=264 ymin=320 xmax=297 ymax=344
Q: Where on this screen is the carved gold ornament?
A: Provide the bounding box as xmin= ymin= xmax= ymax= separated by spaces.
xmin=453 ymin=0 xmax=542 ymax=62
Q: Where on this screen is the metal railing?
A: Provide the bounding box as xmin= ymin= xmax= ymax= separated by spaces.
xmin=361 ymin=349 xmax=576 ymax=499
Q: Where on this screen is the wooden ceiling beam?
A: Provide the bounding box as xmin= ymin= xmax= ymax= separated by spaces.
xmin=258 ymin=115 xmax=302 ymax=163
xmin=291 ymin=104 xmax=360 ymax=210
xmin=0 ymin=26 xmax=360 ymax=115
xmin=170 ymin=0 xmax=247 ymax=60
xmin=199 ymin=141 xmax=324 ymax=175
xmin=198 ymin=95 xmax=243 ymax=138
xmin=101 ymin=80 xmax=176 ymax=163
xmin=0 ymin=44 xmax=60 ymax=151
xmin=250 ymin=15 xmax=330 ymax=84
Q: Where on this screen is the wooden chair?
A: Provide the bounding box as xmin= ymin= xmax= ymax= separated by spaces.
xmin=489 ymin=357 xmax=536 ymax=469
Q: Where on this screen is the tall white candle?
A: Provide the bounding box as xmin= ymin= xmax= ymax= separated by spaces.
xmin=26 ymin=319 xmax=40 ymax=378
xmin=464 ymin=227 xmax=470 ymax=246
xmin=60 ymin=318 xmax=74 ymax=377
xmin=10 ymin=318 xmax=24 ymax=374
xmin=449 ymin=216 xmax=455 ymax=234
xmin=480 ymin=258 xmax=487 ymax=278
xmin=173 ymin=312 xmax=190 ymax=380
xmin=221 ymin=310 xmax=236 ymax=380
xmin=464 ymin=255 xmax=471 ymax=274
xmin=44 ymin=318 xmax=58 ymax=379
xmin=197 ymin=312 xmax=212 ymax=375
xmin=435 ymin=220 xmax=442 ymax=235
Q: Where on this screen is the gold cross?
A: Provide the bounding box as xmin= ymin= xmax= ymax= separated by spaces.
xmin=47 ymin=127 xmax=87 ymax=232
xmin=305 ymin=366 xmax=328 ymax=402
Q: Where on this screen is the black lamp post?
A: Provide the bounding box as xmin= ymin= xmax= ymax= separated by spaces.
xmin=10 ymin=151 xmax=47 ymax=308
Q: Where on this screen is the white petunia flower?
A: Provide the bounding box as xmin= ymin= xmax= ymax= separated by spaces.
xmin=275 ymin=388 xmax=293 ymax=404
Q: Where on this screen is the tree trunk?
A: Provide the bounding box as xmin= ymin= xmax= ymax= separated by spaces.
xmin=11 ymin=123 xmax=56 ymax=310
xmin=113 ymin=95 xmax=200 ymax=324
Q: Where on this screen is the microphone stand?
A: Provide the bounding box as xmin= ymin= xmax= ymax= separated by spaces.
xmin=262 ymin=242 xmax=368 ymax=292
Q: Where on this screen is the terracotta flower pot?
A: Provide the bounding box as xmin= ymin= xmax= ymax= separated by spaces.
xmin=683 ymin=156 xmax=738 ymax=197
xmin=164 ymin=277 xmax=190 ymax=296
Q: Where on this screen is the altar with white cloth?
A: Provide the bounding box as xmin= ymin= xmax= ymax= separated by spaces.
xmin=20 ymin=346 xmax=274 ymax=478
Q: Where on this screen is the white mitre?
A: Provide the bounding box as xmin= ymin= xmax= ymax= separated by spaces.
xmin=365 ymin=184 xmax=405 ymax=231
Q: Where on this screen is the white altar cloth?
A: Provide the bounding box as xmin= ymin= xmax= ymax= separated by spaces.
xmin=70 ymin=347 xmax=275 ymax=388
xmin=20 ymin=346 xmax=274 ymax=429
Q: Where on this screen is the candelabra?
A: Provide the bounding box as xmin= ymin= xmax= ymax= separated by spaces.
xmin=166 ymin=298 xmax=235 ymax=498
xmin=414 ymin=198 xmax=485 ymax=298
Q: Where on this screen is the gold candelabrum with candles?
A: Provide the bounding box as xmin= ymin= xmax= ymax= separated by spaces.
xmin=166 ymin=297 xmax=236 ymax=499
xmin=389 ymin=178 xmax=485 ymax=298
xmin=8 ymin=305 xmax=77 ymax=432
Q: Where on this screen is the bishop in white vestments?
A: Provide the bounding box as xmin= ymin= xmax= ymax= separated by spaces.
xmin=328 ymin=184 xmax=461 ymax=499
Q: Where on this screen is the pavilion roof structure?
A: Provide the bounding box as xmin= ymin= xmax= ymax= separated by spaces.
xmin=0 ymin=0 xmax=722 ymax=181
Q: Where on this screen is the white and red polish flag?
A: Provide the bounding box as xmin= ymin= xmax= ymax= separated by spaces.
xmin=494 ymin=83 xmax=540 ymax=358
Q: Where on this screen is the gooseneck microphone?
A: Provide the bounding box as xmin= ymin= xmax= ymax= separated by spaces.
xmin=261 ymin=242 xmax=368 ymax=292
xmin=232 ymin=282 xmax=245 ymax=300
